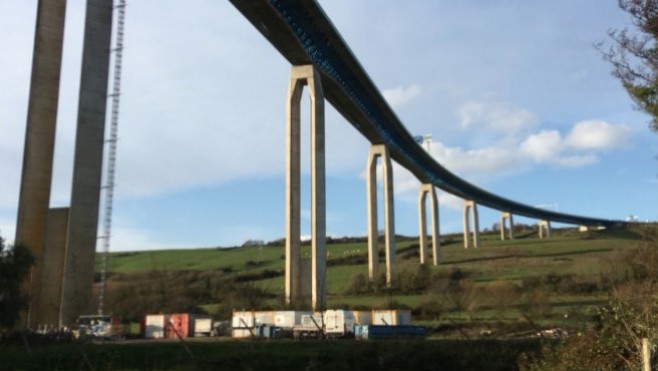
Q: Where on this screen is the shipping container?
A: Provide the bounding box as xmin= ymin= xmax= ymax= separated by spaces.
xmin=166 ymin=313 xmax=190 ymax=338
xmin=352 ymin=310 xmax=372 ymax=325
xmin=144 ymin=314 xmax=166 ymax=339
xmin=191 ymin=316 xmax=213 ymax=336
xmin=275 ymin=311 xmax=310 ymax=329
xmin=354 ymin=325 xmax=427 ymax=340
xmin=372 ymin=310 xmax=411 ymax=326
xmin=323 ymin=310 xmax=356 ymax=337
xmin=254 ymin=311 xmax=276 ymax=326
xmin=232 ymin=310 xmax=256 ymax=338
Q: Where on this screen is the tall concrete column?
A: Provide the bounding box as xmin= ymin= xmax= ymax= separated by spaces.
xmin=35 ymin=208 xmax=69 ymax=327
xmin=285 ymin=65 xmax=326 ymax=310
xmin=500 ymin=212 xmax=514 ymax=240
xmin=366 ymin=145 xmax=395 ymax=286
xmin=538 ymin=220 xmax=551 ymax=239
xmin=15 ymin=0 xmax=67 ymax=329
xmin=60 ymin=0 xmax=114 ymax=325
xmin=418 ymin=183 xmax=440 ymax=265
xmin=462 ymin=200 xmax=480 ymax=248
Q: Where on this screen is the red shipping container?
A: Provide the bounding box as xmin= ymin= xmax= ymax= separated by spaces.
xmin=166 ymin=313 xmax=190 ymax=339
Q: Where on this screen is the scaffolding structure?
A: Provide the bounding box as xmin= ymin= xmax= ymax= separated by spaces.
xmin=98 ymin=0 xmax=126 ymax=316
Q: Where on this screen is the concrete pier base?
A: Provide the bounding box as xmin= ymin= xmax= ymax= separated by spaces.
xmin=418 ymin=183 xmax=439 ymax=265
xmin=35 ymin=208 xmax=69 ymax=327
xmin=367 ymin=145 xmax=395 ymax=286
xmin=15 ymin=0 xmax=67 ymax=329
xmin=462 ymin=200 xmax=480 ymax=248
xmin=284 ymin=65 xmax=326 ymax=310
xmin=500 ymin=212 xmax=514 ymax=240
xmin=538 ymin=220 xmax=551 ymax=239
xmin=60 ymin=0 xmax=114 ymax=325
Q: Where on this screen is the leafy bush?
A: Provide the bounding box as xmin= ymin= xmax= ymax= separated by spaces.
xmin=0 ymin=234 xmax=34 ymax=332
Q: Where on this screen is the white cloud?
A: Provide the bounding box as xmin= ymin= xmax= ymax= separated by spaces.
xmin=437 ymin=192 xmax=464 ymax=211
xmin=520 ymin=130 xmax=564 ymax=163
xmin=388 ymin=118 xmax=634 ymax=201
xmin=565 ymin=120 xmax=633 ymax=150
xmin=459 ymin=101 xmax=537 ymax=134
xmin=518 ymin=121 xmax=632 ymax=168
xmin=553 ymin=154 xmax=598 ymax=168
xmin=429 ymin=141 xmax=521 ymax=176
xmin=382 ymin=84 xmax=422 ymax=108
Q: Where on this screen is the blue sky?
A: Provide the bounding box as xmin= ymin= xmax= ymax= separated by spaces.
xmin=1 ymin=1 xmax=656 ymax=251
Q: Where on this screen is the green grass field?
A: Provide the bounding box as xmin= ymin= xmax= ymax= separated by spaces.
xmin=97 ymin=226 xmax=644 ymax=337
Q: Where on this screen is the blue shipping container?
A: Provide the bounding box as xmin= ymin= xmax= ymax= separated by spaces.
xmin=354 ymin=325 xmax=428 ymax=340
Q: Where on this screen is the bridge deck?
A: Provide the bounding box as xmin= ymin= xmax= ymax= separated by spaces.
xmin=230 ymin=0 xmax=621 ymax=227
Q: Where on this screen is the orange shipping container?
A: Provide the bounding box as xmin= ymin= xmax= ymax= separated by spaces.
xmin=166 ymin=313 xmax=190 ymax=339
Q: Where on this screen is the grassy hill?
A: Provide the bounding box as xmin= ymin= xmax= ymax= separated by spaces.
xmin=98 ymin=226 xmax=645 ymax=337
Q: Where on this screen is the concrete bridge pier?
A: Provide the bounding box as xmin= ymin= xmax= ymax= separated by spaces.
xmin=285 ymin=65 xmax=326 ymax=310
xmin=462 ymin=200 xmax=480 ymax=248
xmin=367 ymin=144 xmax=395 ymax=286
xmin=538 ymin=220 xmax=552 ymax=239
xmin=14 ymin=0 xmax=67 ymax=329
xmin=418 ymin=183 xmax=439 ymax=265
xmin=500 ymin=212 xmax=514 ymax=240
xmin=59 ymin=0 xmax=114 ymax=325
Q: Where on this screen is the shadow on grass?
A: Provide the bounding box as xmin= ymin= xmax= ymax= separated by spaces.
xmin=444 ymin=248 xmax=615 ymax=266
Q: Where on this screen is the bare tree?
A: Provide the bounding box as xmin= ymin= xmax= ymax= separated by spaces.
xmin=599 ymin=0 xmax=658 ymax=132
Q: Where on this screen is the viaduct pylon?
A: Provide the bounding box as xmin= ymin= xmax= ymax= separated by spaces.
xmin=418 ymin=184 xmax=439 ymax=265
xmin=366 ymin=145 xmax=396 ymax=286
xmin=15 ymin=0 xmax=113 ymax=328
xmin=284 ymin=65 xmax=327 ymax=310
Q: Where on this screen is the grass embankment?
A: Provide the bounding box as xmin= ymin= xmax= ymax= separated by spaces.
xmin=98 ymin=227 xmax=642 ymax=336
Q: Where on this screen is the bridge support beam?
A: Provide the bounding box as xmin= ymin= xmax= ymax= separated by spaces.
xmin=538 ymin=220 xmax=551 ymax=239
xmin=367 ymin=144 xmax=395 ymax=286
xmin=285 ymin=65 xmax=326 ymax=310
xmin=60 ymin=0 xmax=114 ymax=325
xmin=462 ymin=200 xmax=480 ymax=248
xmin=418 ymin=183 xmax=439 ymax=265
xmin=500 ymin=212 xmax=514 ymax=240
xmin=14 ymin=0 xmax=67 ymax=329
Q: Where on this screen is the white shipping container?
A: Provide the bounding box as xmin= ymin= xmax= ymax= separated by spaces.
xmin=144 ymin=314 xmax=166 ymax=339
xmin=232 ymin=311 xmax=255 ymax=338
xmin=192 ymin=317 xmax=213 ymax=336
xmin=323 ymin=310 xmax=356 ymax=336
xmin=301 ymin=313 xmax=324 ymax=328
xmin=275 ymin=311 xmax=310 ymax=329
xmin=232 ymin=311 xmax=255 ymax=328
xmin=372 ymin=310 xmax=411 ymax=326
xmin=254 ymin=311 xmax=275 ymax=326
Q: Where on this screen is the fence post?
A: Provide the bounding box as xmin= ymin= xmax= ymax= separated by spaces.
xmin=643 ymin=338 xmax=651 ymax=371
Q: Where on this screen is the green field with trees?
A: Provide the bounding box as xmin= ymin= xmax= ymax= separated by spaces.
xmin=98 ymin=226 xmax=644 ymax=338
xmin=4 ymin=224 xmax=658 ymax=370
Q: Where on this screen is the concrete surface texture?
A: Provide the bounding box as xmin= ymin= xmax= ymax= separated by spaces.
xmin=60 ymin=0 xmax=114 ymax=325
xmin=418 ymin=183 xmax=440 ymax=266
xmin=285 ymin=65 xmax=326 ymax=310
xmin=500 ymin=212 xmax=514 ymax=240
xmin=14 ymin=0 xmax=67 ymax=329
xmin=366 ymin=144 xmax=396 ymax=286
xmin=462 ymin=200 xmax=481 ymax=249
xmin=35 ymin=208 xmax=69 ymax=327
xmin=538 ymin=220 xmax=552 ymax=239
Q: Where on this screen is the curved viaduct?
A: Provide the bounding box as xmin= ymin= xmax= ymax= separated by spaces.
xmin=16 ymin=0 xmax=628 ymax=327
xmin=230 ymin=0 xmax=622 ymax=228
